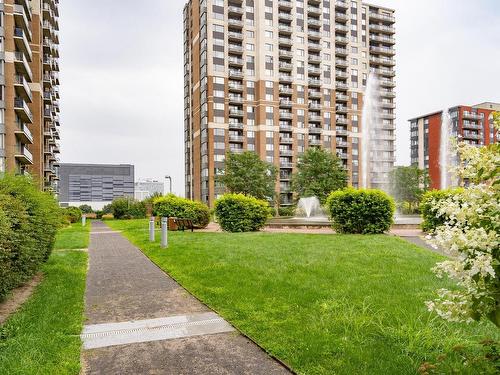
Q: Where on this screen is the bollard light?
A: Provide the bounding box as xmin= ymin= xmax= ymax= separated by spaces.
xmin=161 ymin=217 xmax=168 ymax=248
xmin=149 ymin=216 xmax=155 ymax=242
xmin=82 ymin=216 xmax=86 ymax=227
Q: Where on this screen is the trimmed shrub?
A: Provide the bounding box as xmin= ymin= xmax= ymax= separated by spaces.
xmin=214 ymin=193 xmax=271 ymax=232
xmin=108 ymin=197 xmax=147 ymax=219
xmin=153 ymin=194 xmax=210 ymax=228
xmin=0 ymin=175 xmax=60 ymax=300
xmin=101 ymin=214 xmax=114 ymax=220
xmin=326 ymin=188 xmax=395 ymax=234
xmin=420 ymin=188 xmax=463 ymax=232
xmin=62 ymin=206 xmax=82 ymax=223
xmin=277 ymin=205 xmax=296 ymax=217
xmin=79 ymin=204 xmax=93 ymax=214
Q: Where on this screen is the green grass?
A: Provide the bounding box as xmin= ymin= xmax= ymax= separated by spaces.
xmin=54 ymin=221 xmax=91 ymax=250
xmin=0 ymin=222 xmax=90 ymax=374
xmin=109 ymin=219 xmax=499 ymax=375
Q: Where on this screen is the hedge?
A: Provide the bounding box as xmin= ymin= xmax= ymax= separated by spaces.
xmin=0 ymin=175 xmax=60 ymax=300
xmin=153 ymin=194 xmax=210 ymax=229
xmin=109 ymin=197 xmax=147 ymax=219
xmin=326 ymin=188 xmax=395 ymax=234
xmin=214 ymin=193 xmax=271 ymax=232
xmin=61 ymin=206 xmax=82 ymax=224
xmin=420 ymin=188 xmax=463 ymax=232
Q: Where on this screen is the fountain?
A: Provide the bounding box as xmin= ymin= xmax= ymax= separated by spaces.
xmin=296 ymin=197 xmax=326 ymax=218
xmin=360 ymin=73 xmax=393 ymax=191
xmin=440 ymin=110 xmax=452 ymax=189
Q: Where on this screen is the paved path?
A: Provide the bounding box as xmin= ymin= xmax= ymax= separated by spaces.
xmin=82 ymin=221 xmax=290 ymax=375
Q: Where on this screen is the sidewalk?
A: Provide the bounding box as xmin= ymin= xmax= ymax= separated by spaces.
xmin=82 ymin=221 xmax=290 ymax=374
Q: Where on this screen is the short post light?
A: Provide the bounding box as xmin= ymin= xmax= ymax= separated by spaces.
xmin=161 ymin=217 xmax=168 ymax=248
xmin=149 ymin=216 xmax=155 ymax=242
xmin=82 ymin=215 xmax=86 ymax=227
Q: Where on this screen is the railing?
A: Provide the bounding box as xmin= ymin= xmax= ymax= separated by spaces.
xmin=14 ymin=97 xmax=33 ymax=122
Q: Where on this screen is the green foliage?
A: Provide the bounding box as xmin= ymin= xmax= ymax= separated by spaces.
xmin=0 ymin=174 xmax=60 ymax=301
xmin=218 ymin=151 xmax=277 ymax=200
xmin=61 ymin=206 xmax=82 ymax=224
xmin=420 ymin=189 xmax=463 ymax=232
xmin=214 ymin=193 xmax=271 ymax=232
xmin=326 ymin=188 xmax=395 ymax=234
xmin=292 ymin=148 xmax=347 ymax=204
xmin=277 ymin=205 xmax=296 ymax=217
xmin=109 ymin=197 xmax=147 ymax=219
xmin=390 ymin=166 xmax=429 ymax=213
xmin=153 ymin=194 xmax=210 ymax=228
xmin=78 ymin=204 xmax=93 ymax=214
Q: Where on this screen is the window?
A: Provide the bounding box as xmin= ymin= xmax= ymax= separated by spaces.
xmin=246 ymin=43 xmax=254 ymax=51
xmin=265 ymin=30 xmax=273 ymax=38
xmin=213 ymin=77 xmax=224 ymax=84
xmin=265 ymin=43 xmax=273 ymax=51
xmin=247 ymin=30 xmax=255 ymax=38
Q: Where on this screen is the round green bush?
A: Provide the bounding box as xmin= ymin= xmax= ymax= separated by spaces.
xmin=420 ymin=188 xmax=463 ymax=232
xmin=153 ymin=194 xmax=210 ymax=228
xmin=214 ymin=193 xmax=271 ymax=232
xmin=326 ymin=188 xmax=395 ymax=234
xmin=62 ymin=206 xmax=82 ymax=223
xmin=0 ymin=175 xmax=60 ymax=301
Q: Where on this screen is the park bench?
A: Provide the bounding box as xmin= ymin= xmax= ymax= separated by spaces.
xmin=173 ymin=218 xmax=194 ymax=232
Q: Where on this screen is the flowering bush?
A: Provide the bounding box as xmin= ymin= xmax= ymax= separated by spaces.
xmin=426 ymin=113 xmax=500 ymax=327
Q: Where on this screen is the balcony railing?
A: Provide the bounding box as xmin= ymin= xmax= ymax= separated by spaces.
xmin=14 ymin=97 xmax=33 ymax=123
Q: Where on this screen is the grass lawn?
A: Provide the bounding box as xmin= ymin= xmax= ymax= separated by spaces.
xmin=0 ymin=224 xmax=89 ymax=374
xmin=54 ymin=221 xmax=91 ymax=250
xmin=109 ymin=219 xmax=499 ymax=375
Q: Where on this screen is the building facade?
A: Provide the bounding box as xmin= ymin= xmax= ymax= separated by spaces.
xmin=58 ymin=163 xmax=135 ymax=210
xmin=183 ymin=0 xmax=396 ymax=206
xmin=409 ymin=102 xmax=499 ymax=189
xmin=0 ymin=0 xmax=61 ymax=192
xmin=134 ymin=179 xmax=164 ymax=201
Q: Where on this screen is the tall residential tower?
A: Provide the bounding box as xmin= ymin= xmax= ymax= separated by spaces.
xmin=0 ymin=0 xmax=61 ymax=192
xmin=184 ymin=0 xmax=396 ymax=206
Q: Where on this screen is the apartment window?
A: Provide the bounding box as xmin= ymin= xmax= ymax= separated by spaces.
xmin=266 ymin=131 xmax=274 ymax=138
xmin=351 ymin=58 xmax=358 ymax=65
xmin=265 ymin=43 xmax=273 ymax=51
xmin=247 ymin=81 xmax=255 ymax=88
xmin=247 ymin=131 xmax=255 ymax=138
xmin=247 ymin=30 xmax=255 ymax=38
xmin=265 ymin=81 xmax=273 ymax=88
xmin=213 ymin=103 xmax=224 ymax=110
xmin=266 ymin=94 xmax=273 ymax=100
xmin=214 ymin=142 xmax=225 ymax=149
xmin=214 ymin=129 xmax=225 ymax=136
xmin=214 ymin=154 xmax=225 ymax=162
xmin=297 ymin=36 xmax=304 ymax=44
xmin=297 ymin=49 xmax=305 ymax=56
xmin=266 ymin=144 xmax=274 ymax=151
xmin=213 ymin=90 xmax=224 ymax=97
xmin=265 ymin=31 xmax=273 ymax=38
xmin=246 ymin=43 xmax=255 ymax=51
xmin=266 ymin=119 xmax=274 ymax=126
xmin=248 ymin=144 xmax=255 ymax=151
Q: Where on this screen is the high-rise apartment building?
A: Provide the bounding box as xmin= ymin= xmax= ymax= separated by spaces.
xmin=184 ymin=0 xmax=396 ymax=206
xmin=409 ymin=102 xmax=499 ymax=189
xmin=0 ymin=0 xmax=61 ymax=192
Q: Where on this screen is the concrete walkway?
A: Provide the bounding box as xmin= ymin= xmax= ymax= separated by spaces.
xmin=82 ymin=221 xmax=290 ymax=375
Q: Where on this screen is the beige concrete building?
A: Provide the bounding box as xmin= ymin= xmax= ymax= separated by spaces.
xmin=183 ymin=0 xmax=396 ymax=206
xmin=0 ymin=0 xmax=60 ymax=192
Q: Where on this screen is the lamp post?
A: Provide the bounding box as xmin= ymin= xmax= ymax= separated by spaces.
xmin=165 ymin=175 xmax=172 ymax=194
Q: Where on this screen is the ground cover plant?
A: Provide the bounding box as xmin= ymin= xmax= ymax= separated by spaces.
xmin=0 ymin=224 xmax=89 ymax=374
xmin=109 ymin=219 xmax=499 ymax=375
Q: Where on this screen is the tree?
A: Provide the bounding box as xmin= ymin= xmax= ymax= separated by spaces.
xmin=79 ymin=204 xmax=93 ymax=214
xmin=426 ymin=112 xmax=500 ymax=327
xmin=292 ymin=148 xmax=347 ymax=204
xmin=389 ymin=166 xmax=429 ymax=213
xmin=218 ymin=151 xmax=277 ymax=200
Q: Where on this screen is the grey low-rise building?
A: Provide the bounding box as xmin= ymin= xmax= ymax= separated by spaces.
xmin=59 ymin=163 xmax=134 ymax=210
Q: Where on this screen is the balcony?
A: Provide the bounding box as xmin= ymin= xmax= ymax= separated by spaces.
xmin=228 ymin=18 xmax=244 ymax=28
xmin=280 ymin=111 xmax=293 ymax=120
xmin=13 ymin=4 xmax=32 ymax=40
xmin=369 ymin=24 xmax=395 ymax=34
xmin=15 ymin=0 xmax=32 ymax=21
xmin=228 ymin=81 xmax=244 ymax=92
xmin=280 ymin=136 xmax=293 ymax=144
xmin=335 ymin=36 xmax=348 ymax=45
xmin=228 ymin=94 xmax=244 ymax=104
xmin=279 ymin=85 xmax=293 ymax=95
xmin=309 ymin=126 xmax=322 ymax=134
xmin=308 ymin=41 xmax=322 ymax=51
xmin=379 ymin=112 xmax=396 ymax=120
xmin=380 ymin=89 xmax=396 ymax=98
xmin=336 ymin=152 xmax=348 ymax=159
xmin=335 ymin=127 xmax=348 ymax=136
xmin=229 ymin=69 xmax=244 ymax=79
xmin=280 ymin=150 xmax=294 ymax=158
xmin=280 ymin=162 xmax=294 ymax=169
xmin=463 ymin=112 xmax=482 ymax=120
xmin=308 ymin=66 xmax=321 ymax=75
xmin=228 ymin=44 xmax=243 ymax=53
xmin=279 ymin=74 xmax=293 ymax=83
xmin=369 ymin=12 xmax=395 ymax=23
xmin=14 ymin=28 xmax=33 ymax=61
xmin=335 ymin=12 xmax=348 ymax=22
xmin=279 ymin=61 xmax=293 ymax=71
xmin=278 ymin=37 xmax=293 ymax=46
xmin=335 ymin=82 xmax=349 ymax=91
xmin=309 ymin=138 xmax=322 ymax=146
xmin=462 ymin=122 xmax=482 ymax=130
xmin=228 ymin=31 xmax=243 ymax=41
xmin=278 ymin=24 xmax=293 ymax=33
xmin=308 ymin=90 xmax=321 ymax=99
xmin=336 ymin=94 xmax=349 ymax=102
xmin=308 ymin=6 xmax=321 ymax=15
xmin=279 ymin=49 xmax=294 ymax=58
xmin=309 ymin=102 xmax=321 ymax=110
xmin=370 ymin=56 xmax=395 ymax=66
xmin=335 ymin=47 xmax=348 ymax=56
xmin=280 ymin=99 xmax=293 ymax=108
xmin=308 ymin=30 xmax=321 ymax=39
xmin=14 ymin=75 xmax=33 ymax=102
xmin=228 ymin=56 xmax=244 ymax=66
xmin=372 ymin=68 xmax=395 ymax=77
xmin=462 ymin=132 xmax=482 ymax=140
xmin=370 ymin=46 xmax=395 ymax=56
xmin=229 ymin=108 xmax=244 ymax=117
xmin=15 ymin=145 xmax=33 ymax=164
xmin=14 ymin=98 xmax=33 ymax=123
xmin=228 ymin=5 xmax=243 ymax=15
xmin=308 ymin=78 xmax=321 ymax=87
xmin=308 ymin=54 xmax=322 ymax=64
xmin=229 ymin=148 xmax=244 ymax=154
xmin=15 ymin=123 xmax=34 ymax=144
xmin=279 ymin=12 xmax=293 ymax=21
xmin=335 ymin=24 xmax=349 ymax=33
xmin=308 ymin=113 xmax=322 ymax=122
xmin=379 ymin=79 xmax=396 ymax=88
xmin=335 ymin=70 xmax=348 ymax=79
xmin=336 ymin=117 xmax=348 ymax=125
xmin=336 ymin=105 xmax=348 ymax=113
xmin=335 ymin=59 xmax=348 ymax=67
xmin=278 ymin=0 xmax=293 ymax=9
xmin=335 ymin=0 xmax=348 ymax=9
xmin=229 ymin=122 xmax=244 ymax=130
xmin=370 ymin=34 xmax=396 ymax=45
xmin=229 ymin=134 xmax=244 ymax=142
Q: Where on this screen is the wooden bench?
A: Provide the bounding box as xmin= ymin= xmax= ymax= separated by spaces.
xmin=174 ymin=218 xmax=194 ymax=232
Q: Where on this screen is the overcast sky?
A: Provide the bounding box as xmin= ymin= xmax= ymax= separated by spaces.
xmin=58 ymin=0 xmax=500 ymax=196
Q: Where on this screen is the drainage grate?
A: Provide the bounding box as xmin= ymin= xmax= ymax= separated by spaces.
xmin=81 ymin=312 xmax=235 ymax=350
